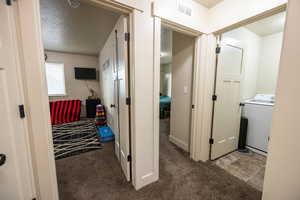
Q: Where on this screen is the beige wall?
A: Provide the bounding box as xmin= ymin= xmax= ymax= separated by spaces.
xmin=46 ymin=51 xmax=100 ymax=116
xmin=208 ymin=0 xmax=287 ymax=33
xmin=169 ymin=32 xmax=194 ymax=152
xmin=223 ymin=27 xmax=262 ymax=100
xmin=256 ymin=32 xmax=283 ymax=94
xmin=263 ymin=0 xmax=300 ymax=199
xmin=223 ymin=28 xmax=284 ymax=100
xmin=153 ymin=0 xmax=209 ymax=33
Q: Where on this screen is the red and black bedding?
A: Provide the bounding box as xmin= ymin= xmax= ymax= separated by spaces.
xmin=49 ymin=100 xmax=81 ymax=125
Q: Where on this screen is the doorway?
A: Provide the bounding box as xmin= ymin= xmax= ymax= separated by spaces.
xmin=210 ymin=11 xmax=286 ymax=191
xmin=39 ymin=0 xmax=132 ymax=197
xmin=159 ymin=25 xmax=195 ymax=165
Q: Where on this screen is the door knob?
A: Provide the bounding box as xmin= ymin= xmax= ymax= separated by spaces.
xmin=110 ymin=104 xmax=116 ymax=108
xmin=0 ymin=154 xmax=6 ymax=166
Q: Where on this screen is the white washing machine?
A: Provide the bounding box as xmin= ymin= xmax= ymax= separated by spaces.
xmin=242 ymin=94 xmax=275 ymax=153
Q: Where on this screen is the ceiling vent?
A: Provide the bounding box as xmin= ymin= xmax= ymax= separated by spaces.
xmin=68 ymin=0 xmax=80 ymax=8
xmin=177 ymin=0 xmax=192 ymax=16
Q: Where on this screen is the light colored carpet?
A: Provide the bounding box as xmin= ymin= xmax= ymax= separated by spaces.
xmin=214 ymin=150 xmax=266 ymax=191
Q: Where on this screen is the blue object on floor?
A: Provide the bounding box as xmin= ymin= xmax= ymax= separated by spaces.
xmin=98 ymin=125 xmax=115 ymax=143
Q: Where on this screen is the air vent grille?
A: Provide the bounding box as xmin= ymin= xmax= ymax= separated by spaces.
xmin=177 ymin=1 xmax=192 ymax=16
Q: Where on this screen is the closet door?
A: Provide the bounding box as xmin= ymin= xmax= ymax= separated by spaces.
xmin=211 ymin=43 xmax=243 ymax=160
xmin=114 ymin=16 xmax=131 ymax=181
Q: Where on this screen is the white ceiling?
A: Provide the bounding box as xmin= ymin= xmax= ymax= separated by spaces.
xmin=245 ymin=12 xmax=286 ymax=36
xmin=194 ymin=0 xmax=223 ymax=8
xmin=40 ymin=0 xmax=120 ymax=56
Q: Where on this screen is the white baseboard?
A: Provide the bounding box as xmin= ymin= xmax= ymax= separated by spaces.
xmin=169 ymin=135 xmax=189 ymax=152
xmin=246 ymin=146 xmax=268 ymax=157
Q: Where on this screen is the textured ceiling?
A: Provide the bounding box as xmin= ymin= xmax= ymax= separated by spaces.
xmin=40 ymin=0 xmax=120 ymax=56
xmin=194 ymin=0 xmax=223 ymax=8
xmin=245 ymin=12 xmax=286 ymax=36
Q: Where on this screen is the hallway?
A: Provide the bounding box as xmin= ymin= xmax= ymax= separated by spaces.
xmin=55 ymin=120 xmax=261 ymax=200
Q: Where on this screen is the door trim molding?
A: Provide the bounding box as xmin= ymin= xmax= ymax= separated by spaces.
xmin=153 ymin=17 xmax=209 ymax=163
xmin=16 ymin=0 xmax=136 ymax=198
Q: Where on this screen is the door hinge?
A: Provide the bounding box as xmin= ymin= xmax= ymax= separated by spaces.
xmin=212 ymin=94 xmax=217 ymax=101
xmin=209 ymin=138 xmax=214 ymax=145
xmin=127 ymin=155 xmax=132 ymax=162
xmin=126 ymin=97 xmax=131 ymax=105
xmin=125 ymin=33 xmax=130 ymax=42
xmin=216 ymin=46 xmax=221 ymax=54
xmin=6 ymin=0 xmax=12 ymax=5
xmin=192 ymin=104 xmax=195 ymax=109
xmin=18 ymin=104 xmax=25 ymax=119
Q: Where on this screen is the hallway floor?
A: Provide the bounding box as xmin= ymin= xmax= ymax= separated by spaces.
xmin=214 ymin=150 xmax=266 ymax=191
xmin=55 ymin=119 xmax=262 ymax=200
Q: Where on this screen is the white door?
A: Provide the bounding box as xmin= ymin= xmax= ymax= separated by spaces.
xmin=113 ymin=77 xmax=120 ymax=160
xmin=211 ymin=44 xmax=243 ymax=160
xmin=0 ymin=1 xmax=35 ymax=199
xmin=115 ymin=16 xmax=131 ymax=181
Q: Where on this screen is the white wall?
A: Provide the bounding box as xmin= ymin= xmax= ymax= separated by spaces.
xmin=208 ymin=0 xmax=287 ymax=33
xmin=263 ymin=0 xmax=300 ymax=199
xmin=223 ymin=27 xmax=261 ymax=100
xmin=131 ymin=8 xmax=158 ymax=189
xmin=169 ymin=31 xmax=194 ymax=152
xmin=153 ymin=0 xmax=209 ymax=33
xmin=256 ymin=32 xmax=283 ymax=94
xmin=223 ymin=28 xmax=283 ymax=100
xmin=99 ymin=18 xmax=117 ymax=131
xmin=46 ymin=51 xmax=100 ymax=116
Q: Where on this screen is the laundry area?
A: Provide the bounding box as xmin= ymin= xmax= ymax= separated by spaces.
xmin=211 ymin=12 xmax=286 ymax=191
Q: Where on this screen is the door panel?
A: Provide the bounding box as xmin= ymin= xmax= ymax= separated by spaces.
xmin=211 ymin=44 xmax=243 ymax=160
xmin=113 ymin=78 xmax=120 ymax=160
xmin=99 ymin=15 xmax=130 ymax=181
xmin=115 ymin=16 xmax=131 ymax=181
xmin=0 ymin=1 xmax=34 ymax=199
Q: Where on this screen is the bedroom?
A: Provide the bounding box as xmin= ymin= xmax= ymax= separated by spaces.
xmin=40 ymin=0 xmax=131 ymax=197
xmin=159 ymin=25 xmax=195 ymax=159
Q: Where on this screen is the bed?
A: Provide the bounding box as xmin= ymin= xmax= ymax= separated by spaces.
xmin=160 ymin=96 xmax=171 ymax=119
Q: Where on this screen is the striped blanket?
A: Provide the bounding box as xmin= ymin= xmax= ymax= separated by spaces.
xmin=50 ymin=100 xmax=81 ymax=125
xmin=52 ymin=119 xmax=102 ymax=160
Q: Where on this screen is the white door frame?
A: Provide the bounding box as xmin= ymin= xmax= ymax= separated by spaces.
xmin=153 ymin=5 xmax=287 ymax=164
xmin=15 ymin=0 xmax=136 ymax=199
xmin=0 ymin=1 xmax=36 ymax=199
xmin=153 ymin=16 xmax=208 ymax=162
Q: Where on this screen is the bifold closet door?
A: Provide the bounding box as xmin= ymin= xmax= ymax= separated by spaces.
xmin=211 ymin=43 xmax=243 ymax=160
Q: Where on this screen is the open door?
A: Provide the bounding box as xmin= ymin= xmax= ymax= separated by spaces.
xmin=114 ymin=16 xmax=131 ymax=181
xmin=100 ymin=15 xmax=131 ymax=181
xmin=0 ymin=1 xmax=34 ymax=199
xmin=210 ymin=43 xmax=243 ymax=160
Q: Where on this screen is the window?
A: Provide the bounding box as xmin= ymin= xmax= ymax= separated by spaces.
xmin=45 ymin=62 xmax=66 ymax=96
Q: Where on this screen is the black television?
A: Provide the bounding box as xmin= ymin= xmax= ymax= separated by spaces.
xmin=75 ymin=67 xmax=97 ymax=80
